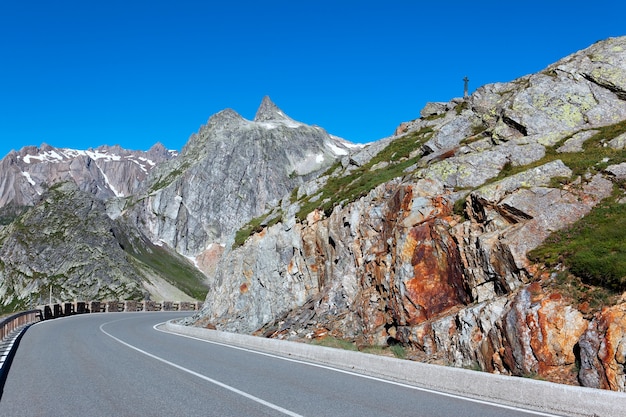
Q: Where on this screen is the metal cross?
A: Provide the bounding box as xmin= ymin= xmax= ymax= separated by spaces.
xmin=463 ymin=76 xmax=469 ymax=98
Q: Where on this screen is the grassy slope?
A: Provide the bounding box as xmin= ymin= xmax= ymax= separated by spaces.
xmin=527 ymin=120 xmax=626 ymax=292
xmin=113 ymin=225 xmax=209 ymax=300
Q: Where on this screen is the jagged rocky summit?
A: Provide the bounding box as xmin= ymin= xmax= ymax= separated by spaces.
xmin=121 ymin=96 xmax=357 ymax=276
xmin=185 ymin=37 xmax=626 ymax=391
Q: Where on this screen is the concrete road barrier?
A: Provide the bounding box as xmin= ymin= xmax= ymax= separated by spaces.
xmin=164 ymin=320 xmax=626 ymax=417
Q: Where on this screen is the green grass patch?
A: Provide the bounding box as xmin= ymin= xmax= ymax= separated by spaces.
xmin=295 ymin=127 xmax=433 ymax=220
xmin=528 ymin=187 xmax=626 ymax=291
xmin=0 ymin=297 xmax=28 ymax=315
xmin=423 ymin=112 xmax=446 ymax=121
xmin=149 ymin=162 xmax=190 ymax=192
xmin=544 ymin=271 xmax=616 ymax=312
xmin=233 ymin=210 xmax=283 ymax=249
xmin=129 ymin=245 xmax=208 ymax=300
xmin=390 ymin=344 xmax=407 ymax=359
xmin=311 ymin=337 xmax=408 ymax=359
xmin=461 ymin=123 xmax=488 ymax=142
xmin=551 ymin=122 xmax=626 ymax=178
xmin=0 ymin=205 xmax=29 ymax=226
xmin=455 ymin=101 xmax=469 ymax=115
xmin=289 ymin=186 xmax=299 ymax=204
xmin=310 ymin=336 xmax=358 ymax=351
xmin=484 ymin=119 xmax=626 ymax=187
xmin=115 ymin=227 xmax=209 ymax=300
xmin=453 ymin=196 xmax=468 ymax=220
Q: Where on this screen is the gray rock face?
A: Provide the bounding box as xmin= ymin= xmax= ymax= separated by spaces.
xmin=0 ymin=143 xmax=175 ymax=208
xmin=609 ymin=132 xmax=626 ymax=149
xmin=127 ymin=97 xmax=354 ymax=263
xmin=606 ymin=162 xmax=626 ymax=180
xmin=187 ymin=37 xmax=626 ymax=391
xmin=499 ymin=37 xmax=626 ymax=135
xmin=557 ymin=130 xmax=598 ymax=153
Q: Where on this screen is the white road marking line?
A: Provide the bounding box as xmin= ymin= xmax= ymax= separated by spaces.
xmin=155 ymin=323 xmax=564 ymax=417
xmin=99 ymin=319 xmax=304 ymax=417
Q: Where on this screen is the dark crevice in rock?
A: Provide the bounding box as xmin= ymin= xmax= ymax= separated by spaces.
xmin=496 ymin=204 xmax=534 ymax=224
xmin=502 ymin=115 xmax=528 ymax=136
xmin=582 ymin=73 xmax=626 ymax=101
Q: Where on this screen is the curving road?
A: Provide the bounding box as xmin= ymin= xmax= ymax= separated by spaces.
xmin=0 ymin=312 xmax=559 ymax=417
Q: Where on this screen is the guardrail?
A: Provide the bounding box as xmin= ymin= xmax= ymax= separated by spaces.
xmin=0 ymin=309 xmax=43 ymax=381
xmin=39 ymin=300 xmax=203 ymax=320
xmin=0 ymin=310 xmax=42 ymax=341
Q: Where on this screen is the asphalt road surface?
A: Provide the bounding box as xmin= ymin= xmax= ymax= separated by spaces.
xmin=0 ymin=312 xmax=561 ymax=417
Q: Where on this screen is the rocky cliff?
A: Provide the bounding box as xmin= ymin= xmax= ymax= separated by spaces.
xmin=187 ymin=37 xmax=626 ymax=391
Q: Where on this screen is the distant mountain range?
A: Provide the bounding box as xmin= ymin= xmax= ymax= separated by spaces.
xmin=0 ymin=143 xmax=176 ymax=207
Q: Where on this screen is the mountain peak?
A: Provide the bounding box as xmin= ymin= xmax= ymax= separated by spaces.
xmin=254 ymin=96 xmax=292 ymax=122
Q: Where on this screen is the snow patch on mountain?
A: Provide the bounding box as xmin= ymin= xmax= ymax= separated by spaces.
xmin=325 ymin=141 xmax=349 ymax=156
xmin=21 ymin=171 xmax=36 ymax=186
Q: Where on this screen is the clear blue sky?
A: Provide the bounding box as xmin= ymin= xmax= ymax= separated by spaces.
xmin=1 ymin=1 xmax=625 ymax=158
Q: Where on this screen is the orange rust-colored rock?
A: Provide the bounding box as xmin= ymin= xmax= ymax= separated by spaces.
xmin=195 ymin=243 xmax=225 ymax=277
xmin=532 ymin=294 xmax=587 ymax=372
xmin=394 ymin=122 xmax=410 ymax=136
xmin=580 ymin=304 xmax=626 ymax=391
xmin=500 ymin=286 xmax=587 ymax=378
xmin=599 ymin=304 xmax=626 ymax=391
xmin=399 ymin=221 xmax=469 ymax=325
xmin=312 ymin=328 xmax=329 ymax=339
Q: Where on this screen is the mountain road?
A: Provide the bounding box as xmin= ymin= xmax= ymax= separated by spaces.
xmin=0 ymin=312 xmax=561 ymax=417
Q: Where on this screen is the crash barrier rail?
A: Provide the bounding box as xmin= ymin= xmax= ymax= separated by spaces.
xmin=0 ymin=310 xmax=43 ymax=341
xmin=40 ymin=300 xmax=203 ymax=320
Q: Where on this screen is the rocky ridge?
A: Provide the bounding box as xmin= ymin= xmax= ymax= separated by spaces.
xmin=187 ymin=37 xmax=626 ymax=391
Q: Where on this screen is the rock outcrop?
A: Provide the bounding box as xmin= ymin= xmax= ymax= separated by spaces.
xmin=187 ymin=37 xmax=626 ymax=391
